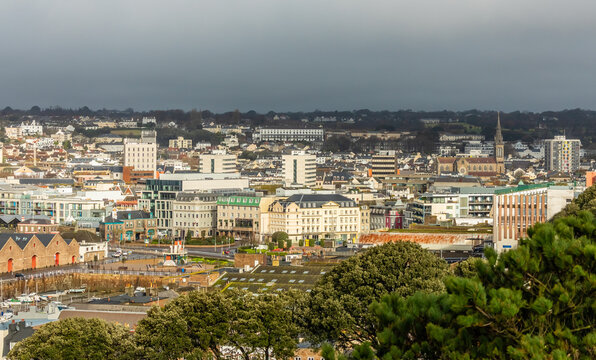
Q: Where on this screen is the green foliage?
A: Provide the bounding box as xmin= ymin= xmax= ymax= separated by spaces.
xmin=136 ymin=289 xmax=306 ymax=360
xmin=299 ymin=239 xmax=305 ymax=247
xmin=272 ymin=231 xmax=289 ymax=243
xmin=277 ymin=239 xmax=284 ymax=249
xmin=62 ymin=140 xmax=71 ymax=149
xmin=185 ymin=231 xmax=192 ymax=242
xmin=357 ymin=211 xmax=596 ymax=359
xmin=320 ymin=239 xmax=326 ymax=248
xmin=555 ymin=185 xmax=596 ymax=219
xmin=303 ymin=242 xmax=449 ymax=349
xmin=452 ymin=257 xmax=480 ymax=278
xmin=285 ymin=239 xmax=292 ymax=249
xmin=267 ymin=242 xmax=275 ymax=251
xmin=8 ymin=318 xmax=137 ymax=360
xmin=239 ymin=150 xmax=257 ymax=160
xmin=308 ymin=238 xmax=315 ymax=247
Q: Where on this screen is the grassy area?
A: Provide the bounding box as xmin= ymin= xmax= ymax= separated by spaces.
xmin=238 ymin=248 xmax=268 ymax=254
xmin=190 ymin=257 xmax=233 ymax=267
xmin=461 ymin=123 xmax=482 ymax=134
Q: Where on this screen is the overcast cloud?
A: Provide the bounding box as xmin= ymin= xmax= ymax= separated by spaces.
xmin=1 ymin=0 xmax=595 ymax=112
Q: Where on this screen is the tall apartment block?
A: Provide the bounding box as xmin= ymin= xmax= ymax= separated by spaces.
xmin=282 ymin=151 xmax=316 ymax=187
xmin=123 ymin=130 xmax=157 ymax=173
xmin=371 ymin=151 xmax=398 ymax=178
xmin=544 ymin=135 xmax=581 ymax=173
xmin=198 ymin=150 xmax=237 ymax=174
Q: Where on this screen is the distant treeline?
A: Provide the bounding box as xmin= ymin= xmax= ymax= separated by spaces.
xmin=3 ymin=106 xmax=596 ymax=148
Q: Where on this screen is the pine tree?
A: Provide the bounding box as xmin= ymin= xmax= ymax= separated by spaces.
xmin=348 ymin=211 xmax=596 ymax=359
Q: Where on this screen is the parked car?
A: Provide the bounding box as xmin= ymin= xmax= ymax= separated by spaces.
xmin=14 ymin=273 xmax=25 ymax=279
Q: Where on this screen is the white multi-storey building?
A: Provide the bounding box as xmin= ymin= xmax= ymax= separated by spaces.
xmin=123 ymin=131 xmax=157 ymax=172
xmin=282 ymin=151 xmax=316 ymax=187
xmin=268 ymin=194 xmax=361 ymax=243
xmin=138 ymin=173 xmax=249 ymax=233
xmin=199 ymin=150 xmax=237 ymax=174
xmin=0 ymin=185 xmax=105 ymax=225
xmin=172 ymin=193 xmax=218 ymax=238
xmin=142 ymin=117 xmax=156 ymax=125
xmin=20 ymin=120 xmax=43 ymax=136
xmin=253 ymin=128 xmax=324 ymax=142
xmin=544 ymin=135 xmax=581 ymax=173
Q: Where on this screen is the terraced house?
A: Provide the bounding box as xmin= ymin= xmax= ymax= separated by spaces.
xmin=101 ymin=210 xmax=157 ymax=242
xmin=216 ymin=195 xmax=278 ymax=243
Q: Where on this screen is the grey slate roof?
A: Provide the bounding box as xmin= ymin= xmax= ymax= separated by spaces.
xmin=282 ymin=194 xmax=357 ymax=208
xmin=0 ymin=215 xmax=51 ymax=224
xmin=104 ymin=210 xmax=152 ymax=223
xmin=0 ymin=233 xmax=58 ymax=250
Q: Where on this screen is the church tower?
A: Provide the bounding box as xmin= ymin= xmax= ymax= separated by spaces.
xmin=495 ymin=112 xmax=505 ymax=174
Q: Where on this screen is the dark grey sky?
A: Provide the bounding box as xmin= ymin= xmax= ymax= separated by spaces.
xmin=1 ymin=1 xmax=595 ymax=112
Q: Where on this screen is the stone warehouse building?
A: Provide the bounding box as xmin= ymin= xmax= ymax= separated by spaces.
xmin=0 ymin=233 xmax=79 ymax=273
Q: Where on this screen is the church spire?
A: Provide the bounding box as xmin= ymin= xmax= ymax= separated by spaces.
xmin=494 ymin=112 xmax=505 ymax=174
xmin=495 ymin=111 xmax=503 ymax=144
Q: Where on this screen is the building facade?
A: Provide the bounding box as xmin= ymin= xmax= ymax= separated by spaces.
xmin=123 ymin=131 xmax=157 ymax=173
xmin=198 ymin=151 xmax=237 ymax=174
xmin=216 ymin=195 xmax=277 ymax=243
xmin=101 ymin=210 xmax=157 ymax=242
xmin=371 ymin=152 xmax=398 ymax=178
xmin=437 ymin=115 xmax=505 ymax=176
xmin=138 ymin=173 xmax=249 ymax=234
xmin=0 ymin=184 xmax=105 ymax=225
xmin=172 ymin=193 xmax=218 ymax=238
xmin=544 ymin=135 xmax=581 ymax=173
xmin=493 ymin=184 xmax=574 ymax=252
xmin=0 ymin=233 xmax=79 ymax=273
xmin=253 ymin=128 xmax=324 ymax=142
xmin=282 ymin=152 xmax=316 ymax=187
xmin=168 ymin=137 xmax=193 ymax=149
xmin=268 ymin=194 xmax=361 ymax=243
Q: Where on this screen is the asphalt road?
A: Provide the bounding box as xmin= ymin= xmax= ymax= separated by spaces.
xmin=114 ymin=245 xmax=237 ymax=260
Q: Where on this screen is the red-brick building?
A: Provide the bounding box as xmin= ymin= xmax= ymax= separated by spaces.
xmin=0 ymin=233 xmax=79 ymax=273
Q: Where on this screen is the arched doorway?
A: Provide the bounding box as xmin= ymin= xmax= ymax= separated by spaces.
xmin=32 ymin=255 xmax=37 ymax=269
xmin=71 ymin=255 xmax=75 ymax=264
xmin=54 ymin=253 xmax=60 ymax=266
xmin=7 ymin=258 xmax=13 ymax=273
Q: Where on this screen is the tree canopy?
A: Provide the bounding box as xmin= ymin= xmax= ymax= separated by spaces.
xmin=271 ymin=231 xmax=289 ymax=243
xmin=8 ymin=317 xmax=137 ymax=360
xmin=344 ymin=211 xmax=596 ymax=359
xmin=554 ymin=185 xmax=596 ymax=219
xmin=303 ymin=242 xmax=449 ymax=348
xmin=135 ymin=289 xmax=306 ymax=360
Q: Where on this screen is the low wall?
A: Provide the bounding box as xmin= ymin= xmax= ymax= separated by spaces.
xmin=0 ymin=273 xmax=176 ymax=300
xmin=359 ymin=232 xmax=488 ymax=245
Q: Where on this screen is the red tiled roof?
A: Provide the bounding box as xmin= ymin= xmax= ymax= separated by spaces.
xmin=465 ymin=157 xmax=497 ymax=164
xmin=437 ymin=157 xmax=456 ymax=163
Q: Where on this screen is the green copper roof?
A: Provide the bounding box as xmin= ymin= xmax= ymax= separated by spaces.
xmin=494 ymin=182 xmax=553 ymax=195
xmin=217 ymin=196 xmax=261 ymax=207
